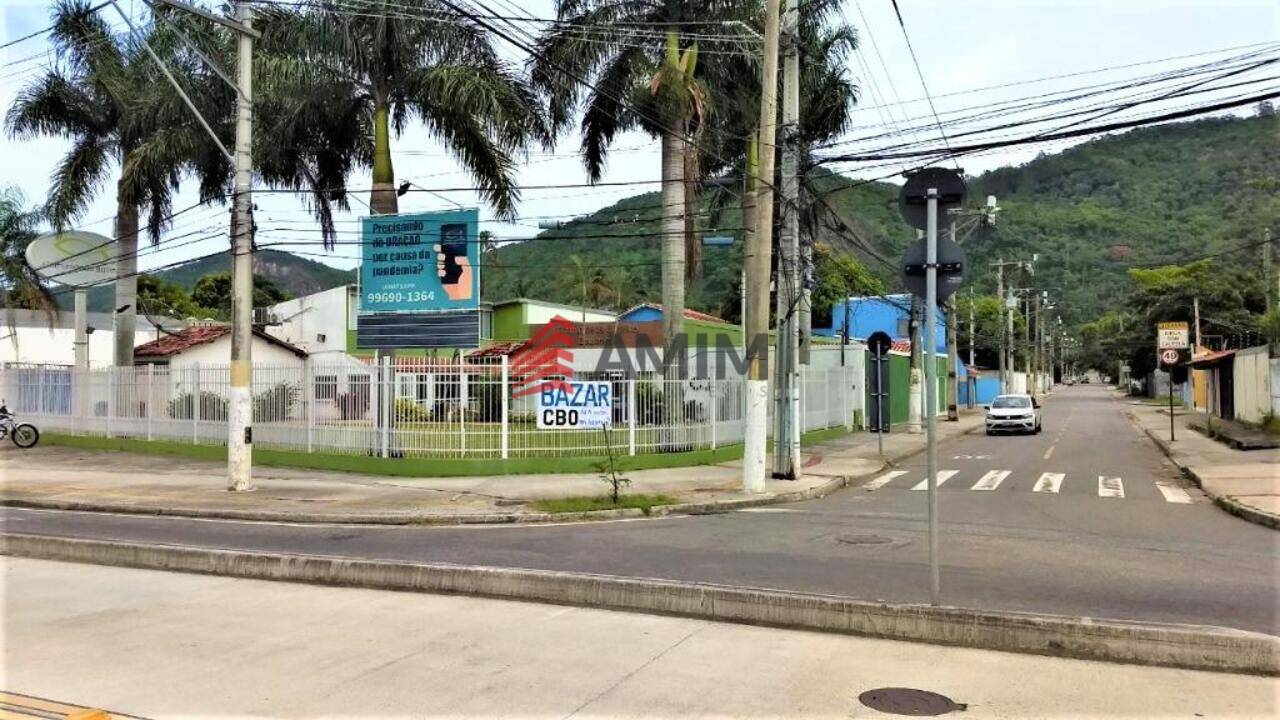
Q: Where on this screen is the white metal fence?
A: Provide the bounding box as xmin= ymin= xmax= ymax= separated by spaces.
xmin=1 ymin=359 xmax=858 ymax=460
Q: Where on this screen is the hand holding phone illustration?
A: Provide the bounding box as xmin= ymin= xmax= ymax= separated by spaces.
xmin=434 ymin=242 xmax=473 ymax=301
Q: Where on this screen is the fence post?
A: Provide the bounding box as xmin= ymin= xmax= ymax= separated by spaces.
xmin=105 ymin=368 xmax=115 ymax=438
xmin=192 ymin=363 xmax=200 ymax=444
xmin=35 ymin=367 xmax=45 ymax=416
xmin=459 ymin=364 xmax=468 ymax=457
xmin=710 ymin=379 xmax=718 ymax=450
xmin=146 ymin=364 xmax=154 ymax=441
xmin=628 ymin=378 xmax=637 ymax=456
xmin=304 ymin=363 xmax=313 ymax=453
xmin=500 ymin=356 xmax=509 ymax=460
xmin=380 ymin=355 xmax=390 ymax=459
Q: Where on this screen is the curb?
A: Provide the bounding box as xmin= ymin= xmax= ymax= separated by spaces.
xmin=0 ymin=421 xmax=985 ymax=526
xmin=4 ymin=532 xmax=1276 ymax=676
xmin=1134 ymin=419 xmax=1280 ymax=531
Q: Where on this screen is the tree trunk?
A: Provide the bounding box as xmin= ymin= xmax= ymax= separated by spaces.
xmin=113 ymin=184 xmax=138 ymax=368
xmin=369 ymin=100 xmax=398 ymax=216
xmin=661 ymin=129 xmax=686 ymax=358
xmin=683 ymin=142 xmax=700 ymax=282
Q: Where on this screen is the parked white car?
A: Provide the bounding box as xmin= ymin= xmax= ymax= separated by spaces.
xmin=985 ymin=394 xmax=1041 ymax=435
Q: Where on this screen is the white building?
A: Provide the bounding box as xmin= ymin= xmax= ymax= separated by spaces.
xmin=133 ymin=323 xmax=308 ymax=369
xmin=259 ymin=285 xmax=358 ymax=358
xmin=1 ymin=308 xmax=179 ymax=368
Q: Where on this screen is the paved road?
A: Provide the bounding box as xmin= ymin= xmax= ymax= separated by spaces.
xmin=5 ymin=386 xmax=1277 ymax=632
xmin=9 ymin=557 xmax=1274 ymax=719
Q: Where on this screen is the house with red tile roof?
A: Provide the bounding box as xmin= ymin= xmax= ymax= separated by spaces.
xmin=134 ymin=323 xmax=307 ymax=369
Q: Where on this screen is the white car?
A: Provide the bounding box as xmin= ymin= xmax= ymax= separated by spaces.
xmin=985 ymin=394 xmax=1042 ymax=435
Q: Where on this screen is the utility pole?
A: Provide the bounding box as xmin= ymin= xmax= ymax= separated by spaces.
xmin=742 ymin=0 xmax=778 ymax=494
xmin=771 ymin=0 xmax=801 ymax=479
xmin=946 ymin=221 xmax=958 ymax=420
xmin=227 ymin=0 xmax=255 ymax=492
xmin=1023 ymin=293 xmax=1032 ymax=392
xmin=992 ymin=259 xmax=1008 ymax=393
xmin=968 ymin=288 xmax=976 ymax=368
xmin=1194 ymin=297 xmax=1202 ymax=349
xmin=1265 ymin=228 xmax=1275 ymax=312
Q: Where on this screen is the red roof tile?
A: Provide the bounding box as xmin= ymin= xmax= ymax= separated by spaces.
xmin=623 ymin=303 xmax=730 ymax=325
xmin=134 ymin=324 xmax=307 ymax=360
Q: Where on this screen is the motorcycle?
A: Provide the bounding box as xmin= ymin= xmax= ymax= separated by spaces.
xmin=0 ymin=405 xmax=40 ymax=448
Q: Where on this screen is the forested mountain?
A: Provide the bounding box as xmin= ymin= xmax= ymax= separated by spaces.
xmin=486 ymin=112 xmax=1279 ymax=328
xmin=64 ymin=249 xmax=354 ymax=313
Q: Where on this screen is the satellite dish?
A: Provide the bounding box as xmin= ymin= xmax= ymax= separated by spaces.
xmin=25 ymin=230 xmax=118 ymax=287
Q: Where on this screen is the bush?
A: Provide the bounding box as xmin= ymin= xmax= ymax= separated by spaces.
xmin=471 ymin=381 xmax=503 ymax=422
xmin=395 ymin=398 xmax=431 ymax=422
xmin=253 ymin=382 xmax=299 ymax=422
xmin=636 ymin=382 xmax=665 ymax=426
xmin=168 ymin=391 xmax=228 ymax=420
xmin=337 ymin=389 xmax=369 ymax=421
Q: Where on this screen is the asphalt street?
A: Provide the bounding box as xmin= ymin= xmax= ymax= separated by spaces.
xmin=5 ymin=386 xmax=1277 ymax=632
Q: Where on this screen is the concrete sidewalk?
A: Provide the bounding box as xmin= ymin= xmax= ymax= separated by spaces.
xmin=1127 ymin=399 xmax=1280 ymax=529
xmin=0 ymin=411 xmax=985 ymax=523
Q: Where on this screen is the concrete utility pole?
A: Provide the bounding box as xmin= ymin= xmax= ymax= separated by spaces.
xmin=1023 ymin=293 xmax=1032 ymax=391
xmin=907 ymin=293 xmax=923 ymax=433
xmin=946 ymin=222 xmax=958 ymax=421
xmin=1265 ymin=228 xmax=1275 ymax=312
xmin=968 ymin=288 xmax=976 ymax=367
xmin=227 ymin=0 xmax=255 ymax=492
xmin=771 ymin=0 xmax=801 ymax=479
xmin=1194 ymin=296 xmax=1202 ymax=349
xmin=742 ymin=0 xmax=779 ymax=494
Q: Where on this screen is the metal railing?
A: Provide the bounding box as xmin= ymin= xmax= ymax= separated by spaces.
xmin=1 ymin=359 xmax=858 ymax=460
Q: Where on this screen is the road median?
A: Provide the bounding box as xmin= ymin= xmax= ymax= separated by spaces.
xmin=4 ymin=532 xmax=1276 ymax=676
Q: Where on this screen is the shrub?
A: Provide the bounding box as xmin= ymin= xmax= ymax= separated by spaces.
xmin=253 ymin=382 xmax=299 ymax=422
xmin=636 ymin=381 xmax=665 ymax=426
xmin=168 ymin=391 xmax=228 ymax=420
xmin=470 ymin=381 xmax=503 ymax=422
xmin=337 ymin=389 xmax=370 ymax=421
xmin=395 ymin=398 xmax=431 ymax=422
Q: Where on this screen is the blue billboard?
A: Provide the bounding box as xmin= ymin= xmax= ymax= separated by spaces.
xmin=359 ymin=209 xmax=479 ymax=313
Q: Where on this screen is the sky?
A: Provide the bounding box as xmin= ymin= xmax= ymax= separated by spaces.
xmin=1 ymin=0 xmax=1277 ymax=280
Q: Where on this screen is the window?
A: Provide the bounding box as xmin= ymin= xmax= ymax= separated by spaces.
xmin=992 ymin=396 xmax=1031 ymax=409
xmin=315 ymin=375 xmax=337 ymax=400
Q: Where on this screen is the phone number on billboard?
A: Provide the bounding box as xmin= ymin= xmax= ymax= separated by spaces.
xmin=366 ymin=291 xmax=436 ymax=304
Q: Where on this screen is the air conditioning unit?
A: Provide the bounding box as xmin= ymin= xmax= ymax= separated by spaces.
xmin=253 ymin=308 xmax=281 ymax=325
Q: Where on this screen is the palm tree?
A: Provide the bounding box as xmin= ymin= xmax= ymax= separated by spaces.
xmin=5 ymin=0 xmax=198 ymax=366
xmin=558 ymin=254 xmax=608 ymax=325
xmin=255 ymin=0 xmax=548 ymax=218
xmin=0 ymin=186 xmax=57 ymax=332
xmin=531 ymin=2 xmax=758 ymax=359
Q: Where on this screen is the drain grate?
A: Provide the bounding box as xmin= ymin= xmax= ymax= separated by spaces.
xmin=858 ymin=688 xmax=963 ymax=716
xmin=835 ymin=533 xmax=895 ymax=545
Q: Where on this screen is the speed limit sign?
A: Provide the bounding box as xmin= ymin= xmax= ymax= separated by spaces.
xmin=1160 ymin=349 xmax=1180 ymax=366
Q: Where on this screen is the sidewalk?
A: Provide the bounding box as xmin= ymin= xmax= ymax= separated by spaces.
xmin=1127 ymin=399 xmax=1280 ymax=529
xmin=0 ymin=411 xmax=985 ymax=524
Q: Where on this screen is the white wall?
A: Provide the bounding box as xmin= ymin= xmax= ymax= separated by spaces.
xmin=166 ymin=335 xmax=306 ymax=371
xmin=263 ymin=286 xmax=352 ymax=357
xmin=1232 ymin=346 xmax=1272 ymax=424
xmin=525 ymin=302 xmax=615 ymax=325
xmin=2 ymin=315 xmax=174 ymax=368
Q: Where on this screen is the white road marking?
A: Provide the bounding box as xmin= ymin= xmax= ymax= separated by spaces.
xmin=863 ymin=470 xmax=908 ymax=491
xmin=952 ymin=454 xmax=991 ymax=460
xmin=911 ymin=470 xmax=958 ymax=491
xmin=970 ymin=470 xmax=1011 ymax=491
xmin=1033 ymin=472 xmax=1065 ymax=493
xmin=1098 ymin=476 xmax=1125 ymax=498
xmin=1043 ymin=445 xmax=1056 ymax=460
xmin=1154 ymin=481 xmax=1194 ymax=504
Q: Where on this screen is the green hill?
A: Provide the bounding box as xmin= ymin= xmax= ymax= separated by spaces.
xmin=487 ymin=112 xmax=1279 ymax=327
xmin=67 ymin=248 xmax=354 ymax=313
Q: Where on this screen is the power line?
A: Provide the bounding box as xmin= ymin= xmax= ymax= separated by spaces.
xmin=886 ymin=0 xmax=957 ymax=168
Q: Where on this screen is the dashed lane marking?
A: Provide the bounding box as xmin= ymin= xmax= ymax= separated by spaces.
xmin=970 ymin=470 xmax=1011 ymax=491
xmin=863 ymin=470 xmax=908 ymax=490
xmin=1098 ymin=476 xmax=1125 ymax=498
xmin=911 ymin=470 xmax=958 ymax=491
xmin=1033 ymin=472 xmax=1065 ymax=493
xmin=1043 ymin=445 xmax=1056 ymax=460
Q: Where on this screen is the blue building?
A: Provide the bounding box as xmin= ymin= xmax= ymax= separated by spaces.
xmin=815 ymin=294 xmax=947 ymax=354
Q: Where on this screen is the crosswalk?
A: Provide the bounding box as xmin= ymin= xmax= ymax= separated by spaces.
xmin=864 ymin=468 xmax=1196 ymax=503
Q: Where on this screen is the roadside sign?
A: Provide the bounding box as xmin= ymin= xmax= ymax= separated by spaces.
xmin=1160 ymin=348 xmax=1180 ymax=366
xmin=702 ymin=234 xmax=734 ymax=246
xmin=901 ymin=236 xmax=966 ymax=301
xmin=360 ymin=209 xmax=479 ymax=314
xmin=536 ymin=381 xmax=612 ymax=429
xmin=1157 ymin=321 xmax=1190 ymax=350
xmin=25 ymin=231 xmax=117 ymax=287
xmin=898 ymin=167 xmax=966 ymax=230
xmin=867 ymin=331 xmax=893 ymax=356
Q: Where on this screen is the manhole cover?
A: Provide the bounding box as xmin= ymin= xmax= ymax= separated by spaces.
xmin=836 ymin=533 xmax=894 ymax=545
xmin=858 ymin=688 xmax=962 ymax=716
